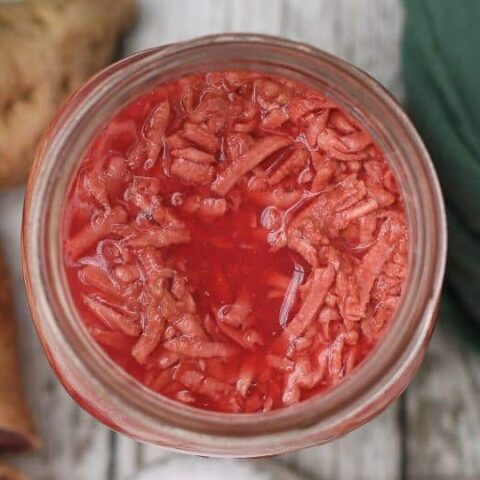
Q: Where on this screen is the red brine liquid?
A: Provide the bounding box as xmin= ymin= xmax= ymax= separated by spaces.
xmin=63 ymin=71 xmax=408 ymax=413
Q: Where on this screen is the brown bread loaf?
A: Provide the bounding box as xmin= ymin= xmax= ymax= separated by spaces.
xmin=0 ymin=0 xmax=136 ymax=186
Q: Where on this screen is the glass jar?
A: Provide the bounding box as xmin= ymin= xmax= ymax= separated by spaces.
xmin=22 ymin=34 xmax=447 ymax=457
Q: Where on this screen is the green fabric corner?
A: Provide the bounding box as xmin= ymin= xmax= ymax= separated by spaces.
xmin=402 ymin=0 xmax=480 ymax=349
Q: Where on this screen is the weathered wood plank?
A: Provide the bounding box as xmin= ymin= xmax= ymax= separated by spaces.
xmin=406 ymin=328 xmax=480 ymax=479
xmin=277 ymin=2 xmax=404 ymax=479
xmin=126 ymin=0 xmax=284 ymax=53
xmin=279 ymin=406 xmax=402 ymax=480
xmin=123 ymin=1 xmax=405 ymax=477
xmin=0 ymin=189 xmax=111 ymax=480
xmin=113 ymin=435 xmax=141 ymax=480
xmin=126 ymin=0 xmax=229 ymax=52
xmin=280 ymin=0 xmax=404 ymax=99
xmin=121 ymin=0 xmax=282 ymax=469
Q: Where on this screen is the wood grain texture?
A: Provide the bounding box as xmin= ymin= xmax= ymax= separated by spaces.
xmin=406 ymin=328 xmax=480 ymax=480
xmin=0 ymin=190 xmax=110 ymax=480
xmin=1 ymin=1 xmax=479 ymax=479
xmin=278 ymin=407 xmax=402 ymax=480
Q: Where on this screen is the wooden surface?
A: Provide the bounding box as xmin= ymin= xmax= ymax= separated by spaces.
xmin=0 ymin=0 xmax=479 ymax=478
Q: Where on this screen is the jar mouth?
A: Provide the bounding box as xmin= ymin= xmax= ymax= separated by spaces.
xmin=22 ymin=33 xmax=447 ymax=451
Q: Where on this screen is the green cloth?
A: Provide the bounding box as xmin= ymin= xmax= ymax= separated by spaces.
xmin=402 ymin=0 xmax=480 ymax=349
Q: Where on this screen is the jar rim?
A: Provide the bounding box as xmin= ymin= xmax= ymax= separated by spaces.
xmin=22 ymin=33 xmax=447 ymax=455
